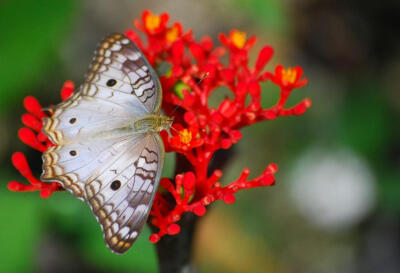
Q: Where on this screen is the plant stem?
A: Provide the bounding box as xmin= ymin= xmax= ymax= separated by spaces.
xmin=151 ymin=213 xmax=198 ymax=273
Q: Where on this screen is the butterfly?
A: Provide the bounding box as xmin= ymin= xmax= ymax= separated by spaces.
xmin=40 ymin=33 xmax=173 ymax=254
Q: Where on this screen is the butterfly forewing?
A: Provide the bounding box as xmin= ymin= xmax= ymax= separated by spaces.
xmin=42 ymin=92 xmax=134 ymax=145
xmin=41 ymin=33 xmax=167 ymax=254
xmin=84 ymin=33 xmax=162 ymax=113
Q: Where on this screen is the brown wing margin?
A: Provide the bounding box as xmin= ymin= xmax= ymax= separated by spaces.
xmin=84 ymin=33 xmax=162 ymax=113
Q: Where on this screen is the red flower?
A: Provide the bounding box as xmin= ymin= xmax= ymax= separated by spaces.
xmin=162 ymin=123 xmax=204 ymax=152
xmin=165 ymin=22 xmax=183 ymax=44
xmin=219 ymin=29 xmax=257 ymax=51
xmin=8 ymin=11 xmax=311 ymax=243
xmin=135 ymin=10 xmax=169 ymax=35
xmin=267 ymin=65 xmax=308 ymax=90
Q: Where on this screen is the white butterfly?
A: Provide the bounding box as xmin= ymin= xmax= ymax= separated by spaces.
xmin=41 ymin=33 xmax=173 ymax=254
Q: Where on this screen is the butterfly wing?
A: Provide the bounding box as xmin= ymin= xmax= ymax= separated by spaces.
xmin=83 ymin=33 xmax=162 ymax=113
xmin=41 ymin=33 xmax=166 ymax=253
xmin=42 ymin=133 xmax=141 ymax=200
xmin=85 ymin=134 xmax=164 ymax=253
xmin=43 ymin=91 xmax=135 ymax=145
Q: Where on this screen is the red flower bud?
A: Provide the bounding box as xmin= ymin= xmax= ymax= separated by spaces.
xmin=60 ymin=80 xmax=75 ymax=101
xmin=23 ymin=96 xmax=45 ymax=119
xmin=255 ymin=46 xmax=274 ymax=72
xmin=193 ymin=205 xmax=206 ymax=216
xmin=167 ymin=224 xmax=180 ymax=235
xmin=223 ymin=194 xmax=236 ymax=204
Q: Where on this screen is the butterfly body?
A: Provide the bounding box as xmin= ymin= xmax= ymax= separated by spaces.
xmin=41 ymin=33 xmax=170 ymax=254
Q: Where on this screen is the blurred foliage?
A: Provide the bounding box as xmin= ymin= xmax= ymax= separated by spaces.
xmin=337 ymin=81 xmax=391 ymax=160
xmin=0 ymin=0 xmax=76 ymax=111
xmin=45 ymin=193 xmax=157 ymax=273
xmin=0 ymin=173 xmax=42 ymax=273
xmin=233 ymin=0 xmax=289 ymax=34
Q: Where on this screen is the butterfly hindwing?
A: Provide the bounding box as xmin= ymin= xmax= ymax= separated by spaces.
xmin=42 ymin=133 xmax=139 ymax=200
xmin=85 ymin=134 xmax=164 ymax=253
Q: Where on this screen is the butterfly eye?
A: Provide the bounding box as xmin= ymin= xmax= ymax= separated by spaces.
xmin=69 ymin=118 xmax=77 ymax=124
xmin=106 ymin=79 xmax=117 ymax=87
xmin=69 ymin=150 xmax=77 ymax=156
xmin=111 ymin=180 xmax=121 ymax=191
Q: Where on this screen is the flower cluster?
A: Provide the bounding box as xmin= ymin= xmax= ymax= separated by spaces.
xmin=7 ymin=82 xmax=74 ymax=198
xmin=8 ymin=11 xmax=310 ymax=242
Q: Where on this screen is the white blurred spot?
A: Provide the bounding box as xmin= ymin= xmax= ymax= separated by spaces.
xmin=289 ymin=147 xmax=376 ymax=232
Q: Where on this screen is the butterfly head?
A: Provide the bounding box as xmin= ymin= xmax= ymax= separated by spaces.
xmin=134 ymin=114 xmax=173 ymax=133
xmin=158 ymin=115 xmax=174 ymax=131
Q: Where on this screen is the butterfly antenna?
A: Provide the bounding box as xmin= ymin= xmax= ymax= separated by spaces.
xmin=168 ymin=72 xmax=210 ymax=116
xmin=170 ymin=126 xmax=179 ymax=134
xmin=196 ymin=71 xmax=209 ymax=86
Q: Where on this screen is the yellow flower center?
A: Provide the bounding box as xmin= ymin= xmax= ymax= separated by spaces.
xmin=281 ymin=67 xmax=297 ymax=84
xmin=179 ymin=129 xmax=192 ymax=145
xmin=166 ymin=26 xmax=179 ymax=43
xmin=145 ymin=13 xmax=161 ymax=31
xmin=230 ymin=30 xmax=247 ymax=49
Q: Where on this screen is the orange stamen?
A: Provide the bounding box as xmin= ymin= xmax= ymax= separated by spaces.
xmin=145 ymin=12 xmax=161 ymax=31
xmin=166 ymin=26 xmax=179 ymax=43
xmin=230 ymin=30 xmax=247 ymax=49
xmin=281 ymin=67 xmax=297 ymax=84
xmin=179 ymin=129 xmax=192 ymax=145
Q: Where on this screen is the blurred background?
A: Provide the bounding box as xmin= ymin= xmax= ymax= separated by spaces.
xmin=1 ymin=0 xmax=399 ymax=272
